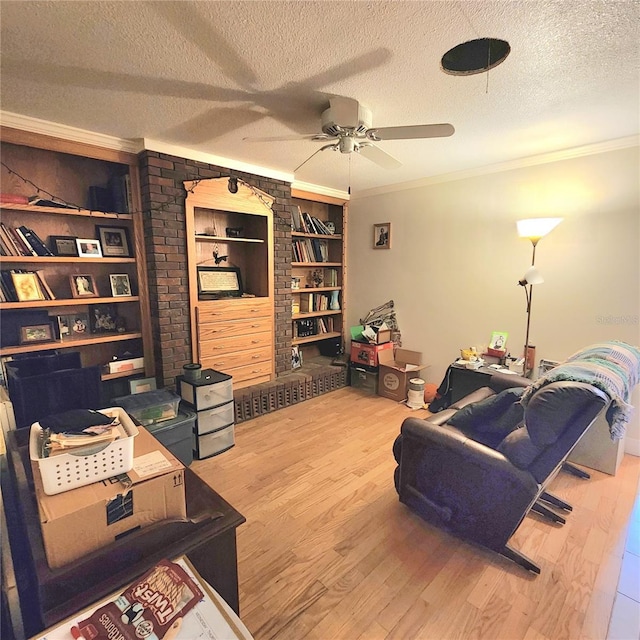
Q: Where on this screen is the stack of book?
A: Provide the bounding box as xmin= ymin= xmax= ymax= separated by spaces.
xmin=291 ymin=206 xmax=336 ymax=235
xmin=0 ymin=222 xmax=53 ymax=257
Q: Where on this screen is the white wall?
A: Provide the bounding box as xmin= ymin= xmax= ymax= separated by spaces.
xmin=347 ymin=145 xmax=640 ymax=453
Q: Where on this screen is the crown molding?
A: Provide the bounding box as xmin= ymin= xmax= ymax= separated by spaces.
xmin=291 ymin=180 xmax=350 ymax=201
xmin=351 ymin=135 xmax=640 ymax=200
xmin=142 ymin=138 xmax=294 ymax=184
xmin=0 ymin=110 xmax=141 ymax=153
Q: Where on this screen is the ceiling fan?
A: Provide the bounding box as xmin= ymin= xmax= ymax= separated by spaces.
xmin=244 ymin=96 xmax=455 ymax=172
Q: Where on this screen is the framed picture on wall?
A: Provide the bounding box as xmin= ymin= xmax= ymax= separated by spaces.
xmin=373 ymin=223 xmax=391 ymax=249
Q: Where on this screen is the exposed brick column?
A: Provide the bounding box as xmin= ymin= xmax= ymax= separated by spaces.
xmin=138 ymin=151 xmax=292 ymax=387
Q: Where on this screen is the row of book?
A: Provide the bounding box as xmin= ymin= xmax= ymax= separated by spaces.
xmin=292 ymin=238 xmax=329 ymax=263
xmin=0 ymin=222 xmax=53 ymax=257
xmin=291 ymin=206 xmax=336 ymax=235
xmin=298 ymin=292 xmax=331 ymax=313
xmin=0 ymin=269 xmax=56 ymax=302
xmin=294 ymin=316 xmax=334 ymax=338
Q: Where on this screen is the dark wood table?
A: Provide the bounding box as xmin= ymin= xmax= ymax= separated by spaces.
xmin=3 ymin=428 xmax=245 ymax=638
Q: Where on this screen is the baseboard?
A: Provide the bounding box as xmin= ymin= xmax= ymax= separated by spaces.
xmin=624 ymin=436 xmax=640 ymax=457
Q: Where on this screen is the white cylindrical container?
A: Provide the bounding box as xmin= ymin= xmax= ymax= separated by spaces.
xmin=407 ymin=378 xmax=425 ymax=408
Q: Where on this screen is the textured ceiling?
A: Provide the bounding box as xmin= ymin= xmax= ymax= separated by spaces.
xmin=1 ymin=1 xmax=638 ymax=194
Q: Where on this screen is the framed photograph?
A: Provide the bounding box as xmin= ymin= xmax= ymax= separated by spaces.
xmin=11 ymin=272 xmax=44 ymax=302
xmin=110 ymin=273 xmax=132 ymax=297
xmin=55 ymin=315 xmax=71 ymax=340
xmin=129 ymin=377 xmax=157 ymax=394
xmin=197 ymin=266 xmax=243 ymax=299
xmin=76 ymin=238 xmax=103 ymax=258
xmin=67 ymin=313 xmax=89 ymax=336
xmin=69 ymin=274 xmax=99 ymax=298
xmin=489 ymin=331 xmax=509 ymax=351
xmin=89 ymin=303 xmax=118 ymax=333
xmin=373 ymin=223 xmax=391 ymax=250
xmin=48 ymin=235 xmax=78 ymax=257
xmin=96 ymin=225 xmax=131 ymax=257
xmin=292 ymin=345 xmax=302 ymax=369
xmin=20 ymin=323 xmax=54 ymax=345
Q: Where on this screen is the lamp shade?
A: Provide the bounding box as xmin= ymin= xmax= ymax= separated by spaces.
xmin=519 ymin=266 xmax=544 ymax=286
xmin=516 ymin=218 xmax=562 ymax=241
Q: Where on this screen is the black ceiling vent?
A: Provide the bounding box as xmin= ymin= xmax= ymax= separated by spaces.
xmin=441 ymin=38 xmax=510 ymax=75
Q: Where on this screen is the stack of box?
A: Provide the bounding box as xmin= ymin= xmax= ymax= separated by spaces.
xmin=349 ymin=326 xmax=393 ymax=394
xmin=28 ymin=409 xmax=187 ymax=569
xmin=177 ymin=369 xmax=235 ymax=460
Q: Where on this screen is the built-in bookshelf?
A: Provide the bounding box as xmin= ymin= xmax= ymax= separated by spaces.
xmin=0 ymin=127 xmax=154 ymax=381
xmin=290 ymin=189 xmax=347 ymax=356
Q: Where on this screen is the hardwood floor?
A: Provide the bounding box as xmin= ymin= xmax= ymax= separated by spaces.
xmin=192 ymin=387 xmax=640 ymax=640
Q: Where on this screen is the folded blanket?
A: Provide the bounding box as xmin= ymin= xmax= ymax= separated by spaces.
xmin=521 ymin=341 xmax=640 ymax=440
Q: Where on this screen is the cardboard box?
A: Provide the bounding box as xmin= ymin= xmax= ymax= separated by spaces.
xmin=350 ymin=324 xmax=392 ymax=344
xmin=107 ymin=357 xmax=145 ymax=374
xmin=350 ymin=340 xmax=393 ymax=368
xmin=33 ymin=426 xmax=186 ymax=569
xmin=378 ymin=348 xmax=427 ymax=402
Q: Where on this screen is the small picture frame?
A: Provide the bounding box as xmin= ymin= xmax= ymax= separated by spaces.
xmin=129 ymin=377 xmax=157 ymax=394
xmin=56 ymin=315 xmax=71 ymax=339
xmin=96 ymin=225 xmax=131 ymax=257
xmin=89 ymin=303 xmax=118 ymax=333
xmin=110 ymin=273 xmax=132 ymax=297
xmin=11 ymin=272 xmax=44 ymax=302
xmin=20 ymin=323 xmax=54 ymax=345
xmin=292 ymin=345 xmax=302 ymax=369
xmin=76 ymin=238 xmax=103 ymax=258
xmin=489 ymin=331 xmax=509 ymax=351
xmin=69 ymin=274 xmax=99 ymax=298
xmin=373 ymin=223 xmax=391 ymax=250
xmin=48 ymin=235 xmax=78 ymax=257
xmin=67 ymin=313 xmax=89 ymax=336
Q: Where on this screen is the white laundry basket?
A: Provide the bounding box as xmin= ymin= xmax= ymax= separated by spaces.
xmin=29 ymin=407 xmax=139 ymax=495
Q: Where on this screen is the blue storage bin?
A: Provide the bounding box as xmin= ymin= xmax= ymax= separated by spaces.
xmin=145 ymin=408 xmax=196 ymax=466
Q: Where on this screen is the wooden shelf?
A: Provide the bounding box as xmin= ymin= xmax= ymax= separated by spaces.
xmin=0 ymin=202 xmax=133 ymax=219
xmin=101 ymin=367 xmax=145 ymax=381
xmin=195 ymin=234 xmax=264 ymax=244
xmin=291 ymin=262 xmax=341 ymax=268
xmin=0 ymin=256 xmax=136 ymax=264
xmin=291 ymin=231 xmax=342 ymax=240
xmin=292 ymin=310 xmax=342 ymax=320
xmin=0 ymin=331 xmax=143 ymax=357
xmin=292 ymin=286 xmax=341 ymax=293
xmin=292 ymin=331 xmax=341 ymax=346
xmin=1 ymin=296 xmax=139 ymax=310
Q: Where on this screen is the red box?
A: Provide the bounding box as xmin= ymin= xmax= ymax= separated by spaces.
xmin=350 ymin=341 xmax=394 ymax=368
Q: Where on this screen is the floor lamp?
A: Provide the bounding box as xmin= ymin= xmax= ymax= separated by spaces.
xmin=516 ymin=218 xmax=562 ymax=377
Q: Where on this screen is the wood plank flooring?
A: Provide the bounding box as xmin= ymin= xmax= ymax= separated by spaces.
xmin=192 ymin=387 xmax=640 ymax=640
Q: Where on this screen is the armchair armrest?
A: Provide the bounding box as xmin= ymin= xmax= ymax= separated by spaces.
xmin=398 ymin=417 xmax=539 ymax=549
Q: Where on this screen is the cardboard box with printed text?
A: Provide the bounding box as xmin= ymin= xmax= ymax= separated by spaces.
xmin=32 ymin=425 xmax=186 ymax=569
xmin=378 ymin=348 xmax=428 ymax=402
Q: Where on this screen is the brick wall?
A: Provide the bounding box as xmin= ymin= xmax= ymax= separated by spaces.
xmin=138 ymin=150 xmax=292 ymax=387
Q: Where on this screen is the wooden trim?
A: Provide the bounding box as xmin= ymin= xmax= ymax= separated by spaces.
xmin=0 ymin=126 xmax=137 ymax=165
xmin=291 ymin=188 xmax=348 ymax=206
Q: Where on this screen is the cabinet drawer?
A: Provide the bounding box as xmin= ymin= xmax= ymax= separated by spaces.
xmin=199 ymin=319 xmax=272 ymax=342
xmin=201 ymin=345 xmax=272 ymax=371
xmin=200 ymin=331 xmax=272 ymax=358
xmin=195 ymin=401 xmax=235 ymax=435
xmin=212 ymin=360 xmax=273 ymax=386
xmin=198 ymin=298 xmax=272 ymax=323
xmin=194 ymin=424 xmax=235 ymax=460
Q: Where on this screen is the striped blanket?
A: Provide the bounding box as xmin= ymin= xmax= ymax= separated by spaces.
xmin=521 ymin=341 xmax=640 ymax=440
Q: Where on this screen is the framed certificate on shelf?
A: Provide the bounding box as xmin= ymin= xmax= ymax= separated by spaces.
xmin=197 ymin=266 xmax=243 ymax=299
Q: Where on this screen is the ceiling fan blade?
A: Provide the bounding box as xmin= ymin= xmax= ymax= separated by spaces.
xmin=328 ymin=96 xmax=361 ymax=128
xmin=367 ymin=123 xmax=455 ymax=141
xmin=358 ymin=144 xmax=402 ymax=170
xmin=243 ymin=133 xmax=320 ymax=143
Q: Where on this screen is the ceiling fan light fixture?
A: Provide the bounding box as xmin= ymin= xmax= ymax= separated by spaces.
xmin=441 ymin=38 xmax=510 ymax=76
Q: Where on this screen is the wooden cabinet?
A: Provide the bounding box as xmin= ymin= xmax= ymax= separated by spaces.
xmin=0 ymin=128 xmax=154 ymax=381
xmin=290 ymin=189 xmax=348 ymax=355
xmin=185 ymin=178 xmax=275 ymax=389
